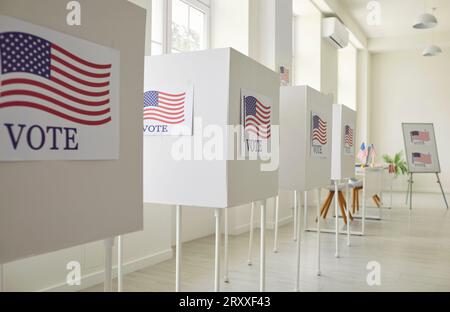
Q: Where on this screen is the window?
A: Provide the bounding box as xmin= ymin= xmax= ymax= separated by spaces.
xmin=151 ymin=0 xmax=210 ymax=55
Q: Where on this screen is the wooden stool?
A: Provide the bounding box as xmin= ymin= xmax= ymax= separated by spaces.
xmin=320 ymin=190 xmax=353 ymax=224
xmin=352 ymin=186 xmax=382 ymax=214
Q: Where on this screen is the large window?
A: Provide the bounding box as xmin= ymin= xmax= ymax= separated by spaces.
xmin=152 ymin=0 xmax=210 ymax=55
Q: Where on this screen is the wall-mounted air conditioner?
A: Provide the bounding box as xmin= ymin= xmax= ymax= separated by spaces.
xmin=322 ymin=17 xmax=349 ymax=49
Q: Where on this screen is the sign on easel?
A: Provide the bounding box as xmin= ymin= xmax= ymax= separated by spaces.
xmin=402 ymin=123 xmax=440 ymax=173
xmin=402 ymin=123 xmax=448 ymax=210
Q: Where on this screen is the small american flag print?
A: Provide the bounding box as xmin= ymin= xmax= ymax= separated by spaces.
xmin=312 ymin=114 xmax=327 ymax=145
xmin=410 ymin=131 xmax=430 ymax=144
xmin=0 ymin=31 xmax=112 ymax=126
xmin=143 ymin=90 xmax=185 ymax=125
xmin=345 ymin=125 xmax=353 ymax=148
xmin=244 ymin=95 xmax=271 ymax=139
xmin=412 ymin=153 xmax=432 ymax=165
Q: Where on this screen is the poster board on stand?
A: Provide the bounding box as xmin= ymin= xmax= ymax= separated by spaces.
xmin=0 ymin=0 xmax=145 ymax=264
xmin=402 ymin=123 xmax=441 ymax=173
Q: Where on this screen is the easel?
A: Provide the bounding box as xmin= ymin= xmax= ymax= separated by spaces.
xmin=405 ymin=172 xmax=449 ymax=210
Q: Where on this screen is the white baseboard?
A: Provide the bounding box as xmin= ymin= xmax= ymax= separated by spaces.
xmin=40 ymin=248 xmax=173 ymax=292
xmin=230 ymin=214 xmax=294 ymax=236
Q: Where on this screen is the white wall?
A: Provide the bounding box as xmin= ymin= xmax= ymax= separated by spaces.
xmin=370 ymin=50 xmax=450 ymax=193
xmin=211 ymin=0 xmax=250 ymax=55
xmin=338 ymin=44 xmax=357 ymax=110
xmin=293 ymin=13 xmax=321 ymax=89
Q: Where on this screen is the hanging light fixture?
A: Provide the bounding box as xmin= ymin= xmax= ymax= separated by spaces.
xmin=423 ymin=22 xmax=442 ymax=56
xmin=413 ymin=6 xmax=438 ymax=29
xmin=423 ymin=45 xmax=442 ymax=56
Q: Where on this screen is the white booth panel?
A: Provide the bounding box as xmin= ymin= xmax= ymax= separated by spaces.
xmin=280 ymin=86 xmax=333 ymax=191
xmin=331 ymin=104 xmax=356 ymax=180
xmin=0 ymin=0 xmax=145 ymax=264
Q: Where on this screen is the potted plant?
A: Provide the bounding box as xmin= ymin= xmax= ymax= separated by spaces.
xmin=382 ymin=151 xmax=408 ymax=177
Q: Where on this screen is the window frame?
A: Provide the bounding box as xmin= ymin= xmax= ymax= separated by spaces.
xmin=155 ymin=0 xmax=210 ymax=55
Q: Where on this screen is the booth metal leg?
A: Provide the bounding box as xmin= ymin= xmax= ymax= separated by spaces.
xmin=273 ymin=196 xmax=279 ymax=253
xmin=104 ymin=237 xmax=114 ymax=292
xmin=247 ymin=202 xmax=255 ymax=266
xmin=362 ymin=176 xmax=367 ymax=235
xmin=316 ymin=189 xmax=321 ymax=276
xmin=224 ymin=208 xmax=229 ymax=283
xmin=117 ymin=235 xmax=123 ymax=292
xmin=293 ymin=191 xmax=298 ymax=241
xmin=304 ymin=190 xmax=308 ymax=231
xmin=260 ymin=200 xmax=266 ymax=292
xmin=436 ymin=173 xmax=449 ymax=210
xmin=175 ymin=205 xmax=182 ymax=292
xmin=214 ymin=209 xmax=221 ymax=292
xmin=334 ymin=181 xmax=339 ymax=258
xmin=294 ymin=191 xmax=301 ymax=292
xmin=346 ymin=182 xmax=351 ymax=247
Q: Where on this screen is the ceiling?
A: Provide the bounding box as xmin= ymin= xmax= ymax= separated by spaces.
xmin=340 ymin=0 xmax=450 ymax=38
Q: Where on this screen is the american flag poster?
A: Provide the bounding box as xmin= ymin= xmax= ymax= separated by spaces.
xmin=310 ymin=111 xmax=328 ymax=158
xmin=143 ymin=85 xmax=193 ymax=136
xmin=344 ymin=124 xmax=355 ymax=156
xmin=240 ymin=89 xmax=272 ymax=158
xmin=0 ymin=15 xmax=120 ymax=161
xmin=411 ymin=152 xmax=432 ymax=168
xmin=410 ymin=130 xmax=431 ymax=145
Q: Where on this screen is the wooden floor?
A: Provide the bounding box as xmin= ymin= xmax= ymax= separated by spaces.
xmin=85 ymin=199 xmax=450 ymax=292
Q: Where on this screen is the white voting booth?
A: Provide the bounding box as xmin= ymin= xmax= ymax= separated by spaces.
xmin=331 ymin=104 xmax=357 ymax=258
xmin=143 ymin=48 xmax=279 ymax=292
xmin=279 ymin=85 xmax=332 ymax=287
xmin=0 ymin=0 xmax=146 ymax=292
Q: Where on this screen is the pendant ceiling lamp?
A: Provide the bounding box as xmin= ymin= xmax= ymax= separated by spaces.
xmin=423 ymin=45 xmax=442 ymax=56
xmin=413 ymin=6 xmax=438 ymax=29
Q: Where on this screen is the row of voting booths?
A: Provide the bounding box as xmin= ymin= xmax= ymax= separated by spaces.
xmin=0 ymin=0 xmax=359 ymax=293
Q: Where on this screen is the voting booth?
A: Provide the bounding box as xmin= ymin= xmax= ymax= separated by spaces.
xmin=0 ymin=0 xmax=146 ymax=291
xmin=279 ymin=85 xmax=333 ymax=284
xmin=330 ymin=104 xmax=357 ymax=256
xmin=279 ymin=86 xmax=333 ymax=191
xmin=143 ymin=48 xmax=279 ymax=208
xmin=143 ymin=48 xmax=279 ymax=292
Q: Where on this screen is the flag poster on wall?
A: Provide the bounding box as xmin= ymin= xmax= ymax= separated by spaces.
xmin=310 ymin=111 xmax=328 ymax=158
xmin=240 ymin=89 xmax=272 ymax=158
xmin=344 ymin=123 xmax=355 ymax=156
xmin=143 ymin=85 xmax=193 ymax=136
xmin=0 ymin=15 xmax=120 ymax=161
xmin=402 ymin=123 xmax=441 ymax=173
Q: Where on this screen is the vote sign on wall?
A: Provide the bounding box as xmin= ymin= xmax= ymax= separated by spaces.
xmin=0 ymin=15 xmax=120 ymax=161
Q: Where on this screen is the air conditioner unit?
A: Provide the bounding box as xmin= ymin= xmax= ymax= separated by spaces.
xmin=322 ymin=17 xmax=349 ymax=49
